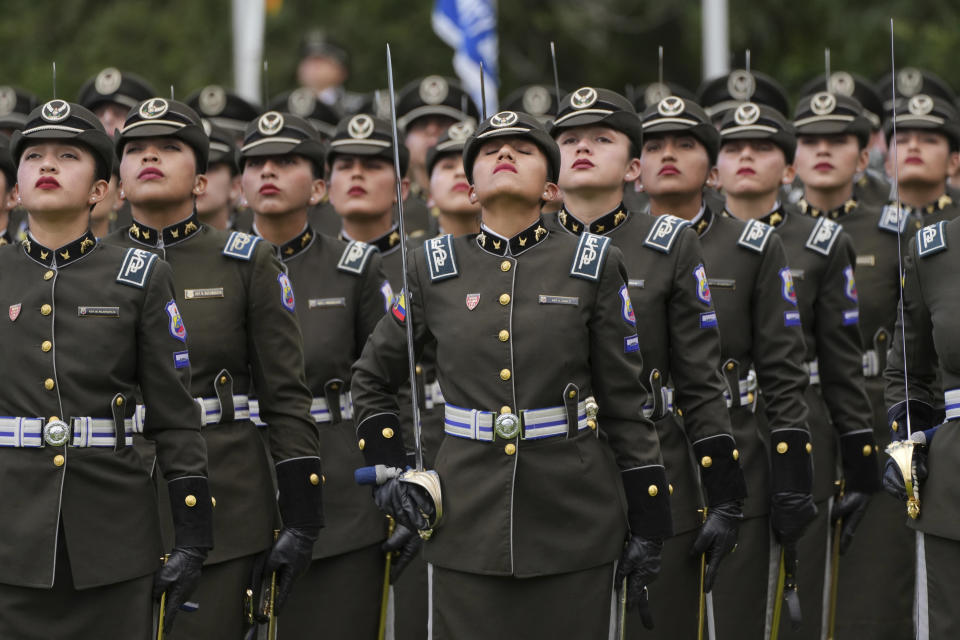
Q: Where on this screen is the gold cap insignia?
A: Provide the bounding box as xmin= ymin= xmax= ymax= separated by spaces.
xmin=657 ymin=96 xmax=685 ymax=117
xmin=810 ymin=92 xmax=837 ymax=116
xmin=908 ymin=94 xmax=934 ymax=117
xmin=419 ymin=75 xmax=449 ymax=105
xmin=288 ymin=87 xmax=317 ymax=117
xmin=829 ymin=71 xmax=855 ymax=97
xmin=644 ymin=82 xmax=670 ymax=107
xmin=522 ymin=86 xmax=552 ymax=115
xmin=347 ymin=114 xmax=375 ymax=139
xmin=198 ymin=85 xmax=227 ymax=115
xmin=490 ymin=111 xmax=519 ymax=128
xmin=258 ymin=111 xmax=285 ymax=136
xmin=139 ymin=98 xmax=169 ymax=119
xmin=446 ymin=120 xmax=475 ymax=142
xmin=571 ymin=87 xmax=598 ymax=110
xmin=41 ymin=99 xmax=71 ymax=123
xmin=897 ymin=68 xmax=923 ymax=97
xmin=0 ymin=87 xmax=16 ymax=116
xmin=727 ymin=70 xmax=756 ymax=101
xmin=734 ymin=102 xmax=760 ymax=125
xmin=95 ymin=67 xmax=122 ymax=95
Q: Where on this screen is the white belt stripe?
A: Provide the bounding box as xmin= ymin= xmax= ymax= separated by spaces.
xmin=642 ymin=374 xmax=756 ymax=418
xmin=944 ymin=388 xmax=960 ymax=421
xmin=424 ymin=380 xmax=445 ymax=409
xmin=249 ymin=394 xmax=354 ymax=427
xmin=444 ymin=401 xmax=588 ymax=441
xmin=806 ymin=359 xmax=820 ymax=385
xmin=0 ymin=416 xmax=134 ymax=448
xmin=862 ymin=350 xmax=881 ymax=378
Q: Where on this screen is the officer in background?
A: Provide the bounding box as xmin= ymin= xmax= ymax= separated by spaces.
xmin=0 ymin=99 xmax=211 ymax=638
xmin=108 ymin=97 xmax=324 ymax=638
xmin=425 ymin=121 xmax=481 ymax=237
xmin=195 ymin=120 xmax=245 ymax=232
xmin=77 ymin=67 xmax=156 ymax=135
xmin=697 ymin=69 xmax=791 ymax=126
xmin=502 ymin=85 xmax=561 ymax=124
xmin=0 ymin=132 xmax=18 ymax=245
xmin=0 ymin=85 xmax=37 ymax=133
xmin=297 ymin=29 xmax=365 ymax=115
xmin=187 ymin=85 xmax=260 ymax=145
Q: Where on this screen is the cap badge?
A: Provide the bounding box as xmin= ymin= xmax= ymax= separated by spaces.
xmin=201 ymin=119 xmax=213 ymax=136
xmin=347 ymin=114 xmax=375 ymax=139
xmin=810 ymin=92 xmax=837 ymax=116
xmin=897 ymin=68 xmax=923 ymax=98
xmin=571 ymin=87 xmax=598 ymax=110
xmin=490 ymin=111 xmax=519 ymax=128
xmin=657 ymin=96 xmax=685 ymax=117
xmin=522 ymin=86 xmax=552 ymax=116
xmin=288 ymin=87 xmax=317 ymax=117
xmin=447 ymin=120 xmax=475 ymax=142
xmin=908 ymin=94 xmax=934 ymax=117
xmin=829 ymin=71 xmax=855 ymax=97
xmin=0 ymin=87 xmax=15 ymax=116
xmin=94 ymin=67 xmax=122 ymax=95
xmin=644 ymin=82 xmax=670 ymax=108
xmin=419 ymin=75 xmax=449 ymax=106
xmin=258 ymin=111 xmax=285 ymax=136
xmin=727 ymin=70 xmax=756 ymax=101
xmin=198 ymin=85 xmax=227 ymax=115
xmin=734 ymin=102 xmax=761 ymax=126
xmin=41 ymin=99 xmax=71 ymax=123
xmin=140 ymin=98 xmax=169 ymax=119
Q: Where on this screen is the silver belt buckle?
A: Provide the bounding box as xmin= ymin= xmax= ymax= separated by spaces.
xmin=494 ymin=413 xmax=521 ymax=440
xmin=43 ymin=419 xmax=70 ymax=447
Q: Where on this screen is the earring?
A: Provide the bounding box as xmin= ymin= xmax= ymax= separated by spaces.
xmin=119 ymin=190 xmax=124 ymax=198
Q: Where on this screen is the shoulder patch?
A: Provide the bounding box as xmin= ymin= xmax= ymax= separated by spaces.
xmin=805 ymin=217 xmax=841 ymax=256
xmin=878 ymin=204 xmax=907 ymax=234
xmin=643 ymin=214 xmax=691 ymax=253
xmin=222 ymin=231 xmax=261 ymax=260
xmin=737 ymin=219 xmax=773 ymax=253
xmin=116 ymin=248 xmax=158 ymax=289
xmin=425 ymin=234 xmax=459 ymax=282
xmin=337 ymin=240 xmax=376 ymax=275
xmin=570 ymin=232 xmax=611 ymax=281
xmin=917 ymin=221 xmax=948 ymax=258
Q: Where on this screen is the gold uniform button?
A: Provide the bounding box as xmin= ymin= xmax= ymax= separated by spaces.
xmin=500 ymin=260 xmax=511 ymax=272
xmin=568 ymin=390 xmax=576 ymax=399
xmin=358 ymin=439 xmax=366 ymax=450
xmin=330 ymin=382 xmax=339 ymax=390
xmin=219 ymin=375 xmax=228 ymax=385
xmin=746 ymin=392 xmax=755 ymax=404
xmin=43 ymin=270 xmax=54 ymax=281
xmin=891 ymin=420 xmax=899 ymax=432
xmin=726 ymin=362 xmax=735 ymax=371
xmin=49 ymin=416 xmax=59 ymax=422
xmin=862 ymin=445 xmax=873 ymax=456
xmin=499 ymin=293 xmax=511 ymax=305
xmin=701 ymin=456 xmax=712 ymax=468
xmin=668 ymin=484 xmax=674 ymax=495
xmin=500 ymin=405 xmax=512 ymax=415
xmin=805 ymin=443 xmax=813 ymax=453
xmin=587 ymin=419 xmax=597 ymax=430
xmin=648 ymin=484 xmax=659 ymax=497
xmin=732 ymin=449 xmax=740 ymax=461
xmin=115 ymin=397 xmax=124 ymax=407
xmin=185 ymin=495 xmax=197 ymax=507
xmin=777 ymin=442 xmax=788 ymax=454
xmin=41 ymin=340 xmax=52 ymax=352
xmin=415 ymin=365 xmax=423 ymax=375
xmin=53 ymin=454 xmax=65 ymax=467
xmin=676 ymin=408 xmax=683 ymax=417
xmin=652 ymin=371 xmax=660 ymax=380
xmin=309 ymin=473 xmax=320 ymax=486
xmin=44 ymin=378 xmax=55 ymax=391
xmin=40 ymin=304 xmax=52 ymax=316
xmin=211 ymin=497 xmax=217 ymax=507
xmin=499 ymin=368 xmax=511 ymax=381
xmin=504 ymin=443 xmax=516 ymax=455
xmin=382 ymin=428 xmax=394 ymax=439
xmin=878 ymin=333 xmax=886 ymax=342
xmin=498 ymin=330 xmax=510 ymax=342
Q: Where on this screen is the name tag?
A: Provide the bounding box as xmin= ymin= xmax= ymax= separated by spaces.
xmin=855 ymin=255 xmax=876 ymax=267
xmin=309 ymin=297 xmax=347 ymax=309
xmin=184 ymin=287 xmax=225 ymax=300
xmin=538 ymin=295 xmax=579 ymax=306
xmin=627 ymin=279 xmax=645 ymax=289
xmin=77 ymin=306 xmax=119 ymax=318
xmin=789 ymin=269 xmax=805 ymax=280
xmin=708 ymin=278 xmax=736 ymax=290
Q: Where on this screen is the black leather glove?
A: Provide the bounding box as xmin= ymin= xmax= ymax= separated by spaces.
xmin=152 ymin=546 xmax=206 ymax=633
xmin=829 ymin=491 xmax=871 ymax=555
xmin=262 ymin=527 xmax=318 ymax=614
xmin=770 ymin=491 xmax=817 ymax=545
xmin=383 ymin=522 xmax=423 ymax=582
xmin=373 ymin=477 xmax=435 ymax=532
xmin=883 ymin=449 xmax=929 ymax=501
xmin=615 ymin=536 xmax=662 ymax=630
xmin=690 ymin=500 xmax=743 ymax=592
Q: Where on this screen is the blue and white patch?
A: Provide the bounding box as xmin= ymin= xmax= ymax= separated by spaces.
xmin=693 ymin=264 xmax=712 ymax=305
xmin=843 ymin=266 xmax=858 ymax=302
xmin=917 ymin=221 xmax=948 ymax=258
xmin=737 ymin=219 xmax=773 ymax=253
xmin=842 ymin=309 xmax=860 ymax=326
xmin=278 ymin=272 xmax=295 ymax=312
xmin=780 ymin=267 xmax=797 ymax=305
xmin=116 ymin=248 xmax=158 ymax=289
xmin=878 ymin=204 xmax=907 ymax=234
xmin=425 ymin=234 xmax=459 ymax=282
xmin=173 ymin=350 xmax=190 ymax=369
xmin=337 ymin=241 xmax=376 ymax=275
xmin=784 ymin=310 xmax=801 ymax=327
xmin=643 ymin=215 xmax=691 ymax=253
xmin=804 ymin=217 xmax=841 ymax=256
xmin=624 ymin=334 xmax=640 ymax=353
xmin=619 ymin=285 xmax=635 ymax=326
xmin=222 ymin=231 xmax=260 ymax=260
xmin=570 ymin=232 xmax=610 ymax=281
xmin=380 ymin=280 xmax=394 ymax=313
xmin=165 ymin=300 xmax=187 ymax=343
xmin=700 ymin=311 xmax=718 ymax=329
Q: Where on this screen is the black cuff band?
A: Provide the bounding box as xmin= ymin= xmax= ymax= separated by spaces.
xmin=276 ymin=457 xmax=325 ymax=529
xmin=692 ymin=435 xmax=748 ymax=506
xmin=357 ymin=412 xmax=408 ymax=468
xmin=622 ymin=466 xmax=673 ymax=539
xmin=769 ymin=430 xmax=814 ymax=494
xmin=840 ymin=431 xmax=882 ymax=493
xmin=887 ymin=400 xmax=943 ymax=441
xmin=167 ymin=476 xmax=214 ymax=550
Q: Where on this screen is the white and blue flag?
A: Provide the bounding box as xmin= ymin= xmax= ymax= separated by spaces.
xmin=432 ymin=0 xmax=499 ymax=117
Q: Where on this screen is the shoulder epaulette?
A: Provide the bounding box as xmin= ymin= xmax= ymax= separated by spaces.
xmin=337 ymin=240 xmax=376 ymax=275
xmin=643 ymin=214 xmax=691 ymax=253
xmin=878 ymin=204 xmax=907 ymax=234
xmin=222 ymin=231 xmax=260 ymax=261
xmin=917 ymin=221 xmax=948 ymax=258
xmin=570 ymin=232 xmax=611 ymax=282
xmin=116 ymin=248 xmax=159 ymax=289
xmin=804 ymin=217 xmax=841 ymax=256
xmin=737 ymin=219 xmax=773 ymax=253
xmin=425 ymin=234 xmax=459 ymax=282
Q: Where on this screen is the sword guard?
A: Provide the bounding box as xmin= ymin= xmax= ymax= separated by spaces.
xmin=885 ymin=440 xmax=921 ymax=519
xmin=400 ymin=469 xmax=443 ymax=538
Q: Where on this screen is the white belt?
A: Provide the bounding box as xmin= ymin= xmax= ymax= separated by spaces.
xmin=945 ymin=388 xmax=960 ymax=421
xmin=131 ymin=394 xmax=251 ymax=433
xmin=0 ymin=416 xmax=134 ymax=448
xmin=249 ymin=394 xmax=354 ymax=427
xmin=424 ymin=380 xmax=445 ymax=410
xmin=643 ymin=371 xmax=756 ymax=419
xmin=642 ymin=388 xmax=674 ymax=419
xmin=444 ymin=401 xmax=589 ymax=441
xmin=863 ymin=350 xmax=881 ymax=378
xmin=805 ymin=359 xmax=820 ymax=385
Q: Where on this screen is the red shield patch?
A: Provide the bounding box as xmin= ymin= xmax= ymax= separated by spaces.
xmin=8 ymin=303 xmax=20 ymax=322
xmin=465 ymin=293 xmax=481 ymax=310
